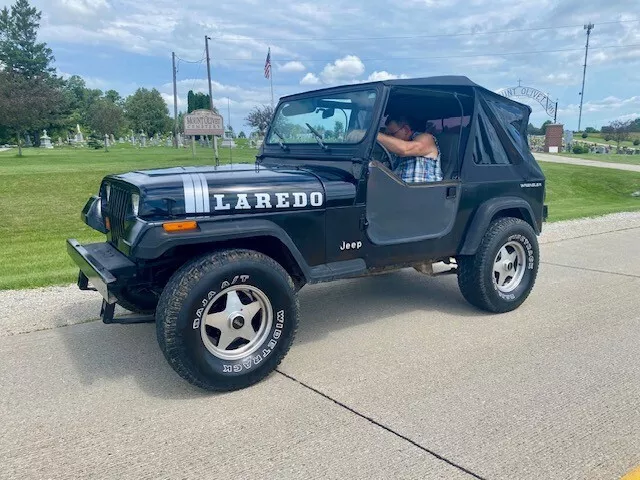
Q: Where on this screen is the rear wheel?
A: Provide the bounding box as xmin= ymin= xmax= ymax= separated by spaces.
xmin=457 ymin=217 xmax=539 ymax=313
xmin=156 ymin=249 xmax=299 ymax=392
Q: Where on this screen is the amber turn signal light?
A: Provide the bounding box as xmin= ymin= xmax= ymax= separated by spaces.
xmin=162 ymin=220 xmax=198 ymax=233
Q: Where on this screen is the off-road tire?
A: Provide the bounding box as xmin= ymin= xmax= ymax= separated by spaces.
xmin=115 ymin=287 xmax=158 ymax=315
xmin=457 ymin=217 xmax=539 ymax=313
xmin=156 ymin=249 xmax=299 ymax=392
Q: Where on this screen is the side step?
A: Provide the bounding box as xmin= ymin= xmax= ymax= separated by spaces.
xmin=308 ymin=259 xmax=367 ymax=283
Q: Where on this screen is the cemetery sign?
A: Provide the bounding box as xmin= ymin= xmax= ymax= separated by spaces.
xmin=184 ymin=109 xmax=224 ymax=136
xmin=497 ymin=83 xmax=557 ymax=121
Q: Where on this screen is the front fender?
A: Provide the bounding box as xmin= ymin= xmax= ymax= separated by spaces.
xmin=459 ymin=196 xmax=539 ymax=255
xmin=132 ymin=218 xmax=313 ymax=278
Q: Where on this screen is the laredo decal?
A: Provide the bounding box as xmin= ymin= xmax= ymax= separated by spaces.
xmin=180 ymin=174 xmax=324 ymax=214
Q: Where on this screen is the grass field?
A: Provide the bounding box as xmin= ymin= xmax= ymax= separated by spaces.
xmin=576 ymin=133 xmax=640 ymax=148
xmin=1 ymin=146 xmax=639 ymax=290
xmin=551 ymin=152 xmax=640 ymax=166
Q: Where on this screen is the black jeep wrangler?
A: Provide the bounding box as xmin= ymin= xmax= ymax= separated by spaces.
xmin=67 ymin=76 xmax=547 ymax=391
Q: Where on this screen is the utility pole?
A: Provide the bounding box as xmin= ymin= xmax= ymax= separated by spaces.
xmin=578 ymin=22 xmax=594 ymax=132
xmin=172 ymin=52 xmax=178 ymax=148
xmin=204 ymin=35 xmax=218 ymax=160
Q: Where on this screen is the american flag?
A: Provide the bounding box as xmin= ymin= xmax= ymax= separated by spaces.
xmin=264 ymin=48 xmax=271 ymax=79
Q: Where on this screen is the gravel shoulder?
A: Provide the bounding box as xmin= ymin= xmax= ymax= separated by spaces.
xmin=2 ymin=211 xmax=640 ymax=338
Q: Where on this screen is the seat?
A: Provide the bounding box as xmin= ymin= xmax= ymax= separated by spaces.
xmin=435 ymin=129 xmax=468 ymax=179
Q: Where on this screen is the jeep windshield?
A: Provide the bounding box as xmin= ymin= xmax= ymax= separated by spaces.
xmin=266 ymin=89 xmax=378 ymax=146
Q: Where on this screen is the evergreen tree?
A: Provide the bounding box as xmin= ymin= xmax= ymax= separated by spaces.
xmin=0 ymin=0 xmax=55 ymax=78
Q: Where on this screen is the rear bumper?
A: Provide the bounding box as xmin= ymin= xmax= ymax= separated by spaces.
xmin=66 ymin=239 xmax=136 ymax=304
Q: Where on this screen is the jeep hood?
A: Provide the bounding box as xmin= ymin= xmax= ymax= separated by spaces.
xmin=106 ymin=163 xmax=355 ymax=218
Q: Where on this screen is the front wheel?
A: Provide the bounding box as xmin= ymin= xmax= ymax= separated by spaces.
xmin=457 ymin=217 xmax=539 ymax=313
xmin=156 ymin=249 xmax=299 ymax=392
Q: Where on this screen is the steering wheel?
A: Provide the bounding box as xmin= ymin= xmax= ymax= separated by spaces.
xmin=372 ymin=140 xmax=393 ymax=170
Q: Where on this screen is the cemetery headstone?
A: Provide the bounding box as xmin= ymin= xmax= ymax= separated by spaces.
xmin=40 ymin=130 xmax=53 ymax=149
xmin=25 ymin=134 xmax=33 ymax=147
xmin=75 ymin=124 xmax=84 ymax=143
xmin=140 ymin=132 xmax=147 ymax=147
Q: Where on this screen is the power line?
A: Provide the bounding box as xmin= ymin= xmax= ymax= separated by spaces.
xmin=176 ymin=55 xmax=205 ymax=64
xmin=208 ymin=43 xmax=640 ymax=63
xmin=215 ymin=19 xmax=639 ymax=43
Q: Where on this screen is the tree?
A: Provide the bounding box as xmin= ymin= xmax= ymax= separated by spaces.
xmin=333 ymin=120 xmax=344 ymax=139
xmin=540 ymin=120 xmax=552 ymax=134
xmin=0 ymin=71 xmax=64 ymax=156
xmin=124 ymin=87 xmax=172 ymax=136
xmin=244 ymin=105 xmax=274 ymax=138
xmin=585 ymin=127 xmax=598 ymax=134
xmin=104 ymin=89 xmax=122 ymax=105
xmin=0 ymin=0 xmax=54 ymax=78
xmin=87 ymin=98 xmax=124 ymax=136
xmin=238 ymin=131 xmax=246 ymax=139
xmin=187 ymin=90 xmax=216 ymax=113
xmin=608 ymin=120 xmax=632 ymax=151
xmin=527 ymin=123 xmax=543 ymax=135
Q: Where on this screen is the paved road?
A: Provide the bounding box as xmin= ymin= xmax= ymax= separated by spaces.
xmin=1 ymin=214 xmax=640 ymax=479
xmin=534 ymin=152 xmax=640 ymax=172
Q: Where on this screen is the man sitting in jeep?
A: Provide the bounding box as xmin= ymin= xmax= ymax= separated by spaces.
xmin=377 ymin=114 xmax=443 ymax=183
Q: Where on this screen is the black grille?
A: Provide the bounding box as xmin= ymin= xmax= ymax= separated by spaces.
xmin=106 ymin=184 xmax=131 ymax=245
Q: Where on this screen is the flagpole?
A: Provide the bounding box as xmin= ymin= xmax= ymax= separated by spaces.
xmin=269 ymin=47 xmax=274 ymax=108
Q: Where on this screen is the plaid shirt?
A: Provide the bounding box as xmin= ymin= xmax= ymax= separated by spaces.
xmin=392 ymin=132 xmax=443 ymax=183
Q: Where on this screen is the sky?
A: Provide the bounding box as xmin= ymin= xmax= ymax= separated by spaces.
xmin=6 ymin=0 xmax=640 ymax=132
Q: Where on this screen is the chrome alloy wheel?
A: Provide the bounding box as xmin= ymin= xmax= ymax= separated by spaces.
xmin=493 ymin=241 xmax=526 ymax=293
xmin=200 ymin=285 xmax=273 ymax=360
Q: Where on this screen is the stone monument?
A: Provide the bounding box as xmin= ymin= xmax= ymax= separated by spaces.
xmin=40 ymin=130 xmax=53 ymax=149
xmin=75 ymin=124 xmax=84 ymax=144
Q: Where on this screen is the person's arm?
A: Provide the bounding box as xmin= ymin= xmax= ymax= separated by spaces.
xmin=377 ymin=132 xmax=436 ymax=157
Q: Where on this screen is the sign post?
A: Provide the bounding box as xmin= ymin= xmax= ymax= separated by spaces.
xmin=183 ymin=109 xmax=224 ymax=165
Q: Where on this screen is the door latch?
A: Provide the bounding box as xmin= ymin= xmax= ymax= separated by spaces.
xmin=446 ymin=186 xmax=457 ymax=199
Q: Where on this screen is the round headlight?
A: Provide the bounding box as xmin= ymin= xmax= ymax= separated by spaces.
xmin=131 ymin=193 xmax=140 ymax=216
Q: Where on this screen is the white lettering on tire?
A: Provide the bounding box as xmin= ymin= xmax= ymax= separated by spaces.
xmin=221 ymin=309 xmax=285 ymax=373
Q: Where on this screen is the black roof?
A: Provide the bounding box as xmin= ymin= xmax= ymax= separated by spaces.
xmin=381 ymin=75 xmax=482 ymax=88
xmin=279 ymin=75 xmax=531 ymax=114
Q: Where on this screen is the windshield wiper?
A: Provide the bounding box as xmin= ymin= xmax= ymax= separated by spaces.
xmin=272 ymin=129 xmax=289 ymax=151
xmin=305 ymin=123 xmax=328 ymax=151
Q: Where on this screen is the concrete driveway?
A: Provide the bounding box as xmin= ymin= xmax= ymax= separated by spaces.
xmin=1 ymin=213 xmax=639 ymax=480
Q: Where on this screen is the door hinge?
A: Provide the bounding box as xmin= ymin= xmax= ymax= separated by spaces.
xmin=359 ymin=215 xmax=369 ymax=230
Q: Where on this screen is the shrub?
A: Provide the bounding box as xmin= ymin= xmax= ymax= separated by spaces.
xmin=573 ymin=144 xmax=587 ymax=154
xmin=581 ymin=132 xmax=588 ymax=138
xmin=604 ymin=134 xmax=612 ymax=142
xmin=634 ymin=139 xmax=640 ymax=146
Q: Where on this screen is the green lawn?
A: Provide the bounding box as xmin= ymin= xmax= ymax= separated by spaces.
xmin=551 ymin=152 xmax=640 ymax=166
xmin=0 ymin=144 xmax=258 ymax=290
xmin=576 ymin=133 xmax=640 ymax=148
xmin=540 ymin=163 xmax=640 ymax=222
xmin=1 ymin=146 xmax=639 ymax=290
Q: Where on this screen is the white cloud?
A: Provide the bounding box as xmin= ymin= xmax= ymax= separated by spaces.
xmin=300 ymin=73 xmax=321 ymax=85
xmin=367 ymin=71 xmax=408 ymax=81
xmin=320 ymin=55 xmax=365 ymax=83
xmin=57 ymin=0 xmax=111 ymax=15
xmin=279 ymin=61 xmax=306 ymax=73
